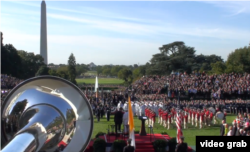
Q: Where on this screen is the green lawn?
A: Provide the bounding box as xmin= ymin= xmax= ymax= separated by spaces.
xmin=91 ymin=114 xmax=236 ymax=146
xmin=76 ymin=78 xmax=124 ymax=85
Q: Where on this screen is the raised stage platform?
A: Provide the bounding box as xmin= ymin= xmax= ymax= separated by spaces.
xmin=84 ymin=133 xmax=193 ymax=152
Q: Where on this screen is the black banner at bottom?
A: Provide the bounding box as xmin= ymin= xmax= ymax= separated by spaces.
xmin=196 ymin=136 xmax=250 ymax=152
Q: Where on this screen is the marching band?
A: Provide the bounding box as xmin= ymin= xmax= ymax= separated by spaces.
xmin=91 ymin=99 xmax=250 ymax=133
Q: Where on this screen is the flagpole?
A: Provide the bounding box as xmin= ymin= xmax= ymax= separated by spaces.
xmin=95 ymin=76 xmax=99 ymax=103
xmin=128 ymin=97 xmax=136 ymax=149
xmin=176 ymin=91 xmax=183 ymax=143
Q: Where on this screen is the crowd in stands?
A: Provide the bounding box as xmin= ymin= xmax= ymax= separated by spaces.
xmin=130 ymin=72 xmax=250 ymax=100
xmin=1 ymin=74 xmax=23 ymax=89
xmin=1 ymin=74 xmax=23 ymax=105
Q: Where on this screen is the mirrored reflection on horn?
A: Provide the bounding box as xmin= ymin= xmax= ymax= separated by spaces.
xmin=1 ymin=76 xmax=93 ymax=152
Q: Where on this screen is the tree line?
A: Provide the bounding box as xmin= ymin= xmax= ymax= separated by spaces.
xmin=1 ymin=42 xmax=77 ymax=85
xmin=88 ymin=41 xmax=250 ymax=85
xmin=1 ymin=31 xmax=249 ymax=86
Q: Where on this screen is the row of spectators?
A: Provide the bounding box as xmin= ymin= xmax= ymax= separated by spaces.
xmin=1 ymin=74 xmax=23 ymax=105
xmin=1 ymin=74 xmax=23 ymax=90
xmin=130 ymin=72 xmax=250 ymax=100
xmin=222 ymin=117 xmax=250 ymax=136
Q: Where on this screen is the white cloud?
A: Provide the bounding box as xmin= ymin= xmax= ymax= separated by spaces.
xmin=203 ymin=1 xmax=250 ymax=16
xmin=2 ymin=1 xmax=250 ymax=65
xmin=4 ymin=1 xmax=250 ymax=40
xmin=6 ymin=1 xmax=39 ymax=7
xmin=7 ymin=1 xmax=158 ymax=23
xmin=46 ymin=13 xmax=250 ymax=40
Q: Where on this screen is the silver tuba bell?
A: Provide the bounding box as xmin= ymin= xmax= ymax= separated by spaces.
xmin=1 ymin=76 xmax=93 ymax=152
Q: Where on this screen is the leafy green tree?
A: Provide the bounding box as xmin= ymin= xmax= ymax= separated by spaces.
xmin=103 ymin=68 xmax=111 ymax=76
xmin=195 ymin=54 xmax=224 ymax=73
xmin=147 ymin=41 xmax=196 ymax=75
xmin=225 ymin=46 xmax=250 ymax=73
xmin=133 ymin=64 xmax=139 ymax=68
xmin=132 ymin=68 xmax=141 ymax=80
xmin=57 ymin=66 xmax=70 ymax=80
xmin=210 ymin=61 xmax=226 ymax=74
xmin=118 ymin=68 xmax=133 ymax=85
xmin=18 ymin=50 xmax=45 ymax=79
xmin=1 ymin=44 xmax=23 ymax=78
xmin=111 ymin=65 xmax=122 ymax=76
xmin=95 ymin=66 xmax=103 ymax=76
xmin=76 ymin=63 xmax=88 ymax=76
xmin=36 ymin=65 xmax=50 ymax=76
xmin=48 ymin=69 xmax=58 ymax=76
xmin=68 ymin=53 xmax=77 ymax=84
xmin=102 ymin=65 xmax=112 ymax=76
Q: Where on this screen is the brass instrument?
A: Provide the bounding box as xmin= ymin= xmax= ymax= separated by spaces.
xmin=1 ymin=76 xmax=93 ymax=152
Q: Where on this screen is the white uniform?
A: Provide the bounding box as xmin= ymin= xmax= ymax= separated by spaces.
xmin=123 ymin=111 xmax=129 ymax=132
xmin=132 ymin=103 xmax=136 ymax=116
xmin=135 ymin=103 xmax=139 ymax=116
xmin=117 ymin=102 xmax=122 ymax=110
xmin=123 ymin=102 xmax=128 ymax=111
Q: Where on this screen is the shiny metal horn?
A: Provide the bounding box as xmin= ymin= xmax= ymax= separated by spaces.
xmin=1 ymin=76 xmax=93 ymax=152
xmin=216 ymin=111 xmax=224 ymax=120
xmin=208 ymin=107 xmax=216 ymax=114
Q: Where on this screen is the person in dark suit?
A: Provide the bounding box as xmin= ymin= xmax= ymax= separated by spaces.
xmin=235 ymin=123 xmax=241 ymax=136
xmin=100 ymin=105 xmax=104 ymax=118
xmin=95 ymin=106 xmax=101 ymax=122
xmin=106 ymin=105 xmax=111 ymax=121
xmin=232 ymin=122 xmax=237 ymax=136
xmin=123 ymin=138 xmax=135 ymax=152
xmin=175 ymin=136 xmax=188 ymax=152
xmin=220 ymin=120 xmax=225 ymax=136
xmin=114 ymin=107 xmax=124 ymax=135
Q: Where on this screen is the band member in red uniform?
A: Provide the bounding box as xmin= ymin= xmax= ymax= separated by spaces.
xmin=162 ymin=110 xmax=168 ymax=128
xmin=200 ymin=110 xmax=205 ymax=129
xmin=145 ymin=108 xmax=149 ymax=125
xmin=151 ymin=111 xmax=156 ymax=127
xmin=192 ymin=109 xmax=196 ymax=126
xmin=209 ymin=112 xmax=213 ymax=126
xmin=216 ymin=106 xmax=219 ymax=112
xmin=168 ymin=113 xmax=172 ymax=130
xmin=196 ymin=110 xmax=200 ymax=127
xmin=149 ymin=109 xmax=152 ymax=126
xmin=171 ymin=108 xmax=175 ymax=122
xmin=205 ymin=109 xmax=210 ymax=126
xmin=184 ymin=112 xmax=188 ymax=129
xmin=158 ymin=108 xmax=162 ymax=124
xmin=188 ymin=109 xmax=192 ymax=123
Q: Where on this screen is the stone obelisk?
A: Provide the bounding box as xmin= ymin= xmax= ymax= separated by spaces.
xmin=40 ymin=0 xmax=47 ymax=65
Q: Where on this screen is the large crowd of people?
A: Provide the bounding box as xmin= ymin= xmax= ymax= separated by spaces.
xmin=1 ymin=74 xmax=23 ymax=105
xmin=1 ymin=74 xmax=23 ymax=90
xmin=130 ymin=72 xmax=250 ymax=100
xmin=1 ymin=73 xmax=250 ymax=138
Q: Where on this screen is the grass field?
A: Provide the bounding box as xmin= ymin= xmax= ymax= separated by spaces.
xmin=91 ymin=114 xmax=236 ymax=146
xmin=76 ymin=78 xmax=124 ymax=85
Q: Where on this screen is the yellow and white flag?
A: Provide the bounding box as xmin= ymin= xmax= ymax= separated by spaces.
xmin=128 ymin=97 xmax=136 ymax=148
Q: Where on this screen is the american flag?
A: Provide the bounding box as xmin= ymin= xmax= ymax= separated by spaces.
xmin=175 ymin=110 xmax=183 ymax=143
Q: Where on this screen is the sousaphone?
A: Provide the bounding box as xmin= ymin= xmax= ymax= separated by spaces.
xmin=216 ymin=111 xmax=224 ymax=120
xmin=208 ymin=107 xmax=216 ymax=114
xmin=1 ymin=76 xmax=93 ymax=152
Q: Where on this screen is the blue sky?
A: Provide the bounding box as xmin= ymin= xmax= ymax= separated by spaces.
xmin=1 ymin=1 xmax=250 ymax=65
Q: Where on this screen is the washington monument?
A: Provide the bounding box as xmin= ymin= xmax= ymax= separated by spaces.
xmin=40 ymin=0 xmax=47 ymax=65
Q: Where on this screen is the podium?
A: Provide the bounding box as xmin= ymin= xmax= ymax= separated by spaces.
xmin=138 ymin=116 xmax=148 ymax=136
